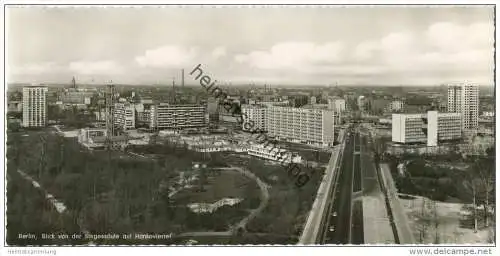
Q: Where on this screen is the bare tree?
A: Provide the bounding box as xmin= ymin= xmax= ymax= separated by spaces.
xmin=463 ymin=177 xmax=481 ymax=233
xmin=38 ymin=135 xmax=47 ymax=179
xmin=473 ymin=157 xmax=495 ymax=228
xmin=432 ymin=199 xmax=440 ymax=244
xmin=419 ymin=197 xmax=429 ymax=242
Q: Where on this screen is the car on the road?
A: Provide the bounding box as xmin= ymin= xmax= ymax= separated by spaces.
xmin=332 ymin=211 xmax=337 ymax=217
xmin=329 ymin=225 xmax=335 ymax=232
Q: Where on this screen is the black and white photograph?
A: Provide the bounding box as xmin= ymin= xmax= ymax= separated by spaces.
xmin=2 ymin=1 xmax=497 ymax=254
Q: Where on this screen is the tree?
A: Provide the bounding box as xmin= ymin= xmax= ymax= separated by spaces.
xmin=462 ymin=175 xmax=483 ymax=233
xmin=471 ymin=154 xmax=495 ymax=227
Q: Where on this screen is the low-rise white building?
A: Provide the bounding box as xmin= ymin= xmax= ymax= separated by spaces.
xmin=78 ymin=128 xmax=128 ymax=149
xmin=247 ymin=143 xmax=302 ymax=164
xmin=392 ymin=111 xmax=461 ymax=146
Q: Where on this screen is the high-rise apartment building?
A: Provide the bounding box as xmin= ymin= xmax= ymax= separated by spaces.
xmin=114 ymin=103 xmax=136 ymax=130
xmin=357 ymin=95 xmax=366 ymax=111
xmin=207 ymin=97 xmax=219 ymax=126
xmin=22 ymin=85 xmax=48 ymax=127
xmin=392 ymin=111 xmax=461 ymax=146
xmin=328 ymin=97 xmax=346 ymax=113
xmin=265 ymin=106 xmax=335 ymax=146
xmin=389 ymin=100 xmax=404 ymax=112
xmin=241 ymin=104 xmax=267 ymax=131
xmin=447 ymin=83 xmax=479 ymax=131
xmin=310 ymin=96 xmax=317 ymax=105
xmin=150 ymin=104 xmax=207 ymax=130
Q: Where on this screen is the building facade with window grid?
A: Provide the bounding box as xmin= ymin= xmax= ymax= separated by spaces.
xmin=447 ymin=83 xmax=479 ymax=131
xmin=22 ymin=85 xmax=48 ymax=127
xmin=241 ymin=104 xmax=267 ymax=132
xmin=265 ymin=106 xmax=335 ymax=146
xmin=150 ymin=104 xmax=208 ymax=130
xmin=114 ymin=103 xmax=136 ymax=130
xmin=392 ymin=111 xmax=461 ymax=146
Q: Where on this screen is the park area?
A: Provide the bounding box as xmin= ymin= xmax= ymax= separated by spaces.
xmin=386 ymin=152 xmax=495 ymax=244
xmin=7 ymin=129 xmax=325 ymax=245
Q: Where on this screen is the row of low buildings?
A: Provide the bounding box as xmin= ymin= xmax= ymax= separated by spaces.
xmin=76 ymin=127 xmax=304 ymax=164
xmin=247 ymin=143 xmax=303 ymax=164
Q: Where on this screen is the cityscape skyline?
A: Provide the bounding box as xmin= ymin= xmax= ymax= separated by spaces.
xmin=7 ymin=6 xmax=494 ymax=86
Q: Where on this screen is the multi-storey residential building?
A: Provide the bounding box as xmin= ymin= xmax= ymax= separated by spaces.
xmin=328 ymin=97 xmax=346 ymax=113
xmin=389 ymin=100 xmax=404 ymax=112
xmin=310 ymin=96 xmax=317 ymax=105
xmin=207 ymin=97 xmax=219 ymax=126
xmin=95 ymin=109 xmax=107 ymax=122
xmin=150 ymin=104 xmax=207 ymax=130
xmin=447 ymin=83 xmax=479 ymax=131
xmin=436 ymin=112 xmax=463 ymax=141
xmin=22 ymin=85 xmax=48 ymax=127
xmin=266 ymin=106 xmax=335 ymax=146
xmin=241 ymin=104 xmax=267 ymax=131
xmin=114 ymin=103 xmax=136 ymax=130
xmin=392 ymin=111 xmax=461 ymax=146
xmin=357 ymin=95 xmax=366 ymax=111
xmin=134 ymin=103 xmax=152 ymax=126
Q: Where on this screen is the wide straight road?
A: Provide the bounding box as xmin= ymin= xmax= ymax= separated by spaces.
xmin=321 ymin=128 xmax=362 ymax=244
xmin=351 ymin=131 xmax=364 ymax=244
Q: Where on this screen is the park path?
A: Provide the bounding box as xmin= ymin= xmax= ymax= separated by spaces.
xmin=176 ymin=166 xmax=270 ymax=238
xmin=123 ymin=151 xmax=270 ymax=234
xmin=15 ymin=169 xmax=95 ymax=245
xmin=17 ymin=170 xmax=67 ymax=214
xmin=217 ymin=166 xmax=270 ymax=231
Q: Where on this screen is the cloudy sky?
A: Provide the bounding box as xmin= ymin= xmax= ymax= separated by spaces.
xmin=7 ymin=6 xmax=494 ymax=86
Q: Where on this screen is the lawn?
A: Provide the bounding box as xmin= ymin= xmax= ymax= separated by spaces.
xmin=218 ymin=153 xmax=324 ymax=243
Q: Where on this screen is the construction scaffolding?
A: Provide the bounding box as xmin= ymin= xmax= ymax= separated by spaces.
xmin=105 ymin=83 xmax=116 ymax=151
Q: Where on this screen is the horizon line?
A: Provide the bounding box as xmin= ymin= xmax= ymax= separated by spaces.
xmin=6 ymin=82 xmax=495 ymax=87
